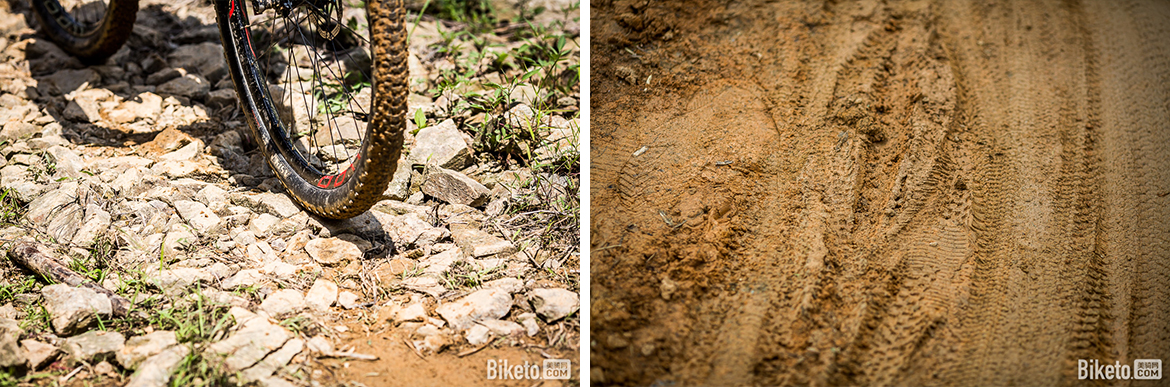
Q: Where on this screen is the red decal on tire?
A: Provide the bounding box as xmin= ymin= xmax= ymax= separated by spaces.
xmin=317 ymin=154 xmax=361 ymax=188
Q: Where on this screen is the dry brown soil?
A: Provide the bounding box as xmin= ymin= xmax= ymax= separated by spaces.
xmin=589 ymin=0 xmax=1170 ymax=385
xmin=316 ymin=318 xmax=572 ymax=387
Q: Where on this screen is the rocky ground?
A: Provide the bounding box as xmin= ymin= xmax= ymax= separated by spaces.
xmin=0 ymin=0 xmax=579 ymax=385
xmin=591 ymin=0 xmax=1169 ymax=386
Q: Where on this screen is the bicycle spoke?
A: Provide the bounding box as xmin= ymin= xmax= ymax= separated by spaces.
xmin=290 ymin=14 xmax=322 ymax=170
xmin=251 ymin=11 xmax=310 ymax=64
xmin=244 ymin=0 xmax=376 ymax=176
xmin=219 ymin=0 xmax=404 ymax=217
xmin=313 ymin=17 xmax=357 ymax=162
xmin=333 ymin=16 xmax=371 ymax=45
xmin=321 ymin=38 xmax=371 ymax=120
xmin=302 ymin=16 xmax=347 ymax=166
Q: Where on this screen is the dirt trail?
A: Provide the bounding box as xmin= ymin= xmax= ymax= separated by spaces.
xmin=0 ymin=0 xmax=579 ymax=383
xmin=589 ymin=0 xmax=1170 ymax=385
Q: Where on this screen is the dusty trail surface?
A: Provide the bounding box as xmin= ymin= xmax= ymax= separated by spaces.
xmin=0 ymin=0 xmax=580 ymax=385
xmin=590 ymin=0 xmax=1170 ymax=385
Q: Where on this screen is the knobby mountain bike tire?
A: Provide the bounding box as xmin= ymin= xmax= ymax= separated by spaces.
xmin=215 ymin=0 xmax=408 ymax=219
xmin=29 ymin=0 xmax=138 ymax=64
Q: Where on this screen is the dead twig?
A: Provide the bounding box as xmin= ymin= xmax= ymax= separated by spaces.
xmin=60 ymin=366 xmax=83 ymax=383
xmin=456 ymin=342 xmax=492 ymax=358
xmin=330 ymin=349 xmax=378 ymax=361
xmin=7 ymin=240 xmax=131 ymax=316
xmin=403 ymin=338 xmax=426 ymax=361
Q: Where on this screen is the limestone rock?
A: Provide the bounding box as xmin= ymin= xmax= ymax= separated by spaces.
xmin=419 ymin=248 xmax=462 ymax=276
xmin=109 ymin=92 xmax=163 ymax=124
xmin=206 ymin=316 xmax=290 ymax=371
xmin=0 ymin=122 xmax=38 ymax=141
xmin=195 ymin=184 xmax=229 ymax=212
xmin=259 ymin=289 xmax=306 ymax=317
xmin=382 ymin=160 xmax=412 ymax=200
xmin=259 ymin=260 xmax=296 ymax=279
xmin=0 ymin=318 xmax=23 ymax=368
xmin=394 ymin=303 xmax=427 ymax=323
xmin=0 ymin=166 xmax=45 ymax=202
xmin=149 ymin=268 xmax=213 ymax=294
xmin=451 ymin=226 xmax=515 ymax=258
xmin=42 ymin=284 xmax=112 ymax=336
xmin=21 ymin=339 xmax=59 ymax=370
xmin=146 ymin=68 xmax=183 ymax=85
xmin=382 ymin=212 xmax=450 ymax=251
xmin=231 ymin=192 xmax=302 ymax=218
xmin=536 ymin=121 xmax=578 ymax=163
xmin=249 ymin=213 xmax=281 ymax=236
xmin=241 ymin=338 xmax=303 ymax=383
xmin=174 ymin=200 xmax=221 ymax=235
xmin=125 ymin=345 xmax=189 ymax=387
xmin=435 ymin=288 xmax=512 ymax=331
xmin=504 ymin=103 xmax=536 ymax=130
xmin=63 ymin=95 xmax=102 ymax=122
xmin=477 ymin=319 xmax=525 ymax=337
xmin=0 ymin=304 xmax=15 ymax=320
xmin=401 ymin=277 xmax=445 ymax=298
xmin=337 ymin=291 xmax=360 ymax=309
xmin=116 ymin=331 xmax=178 ymax=370
xmin=408 ymin=119 xmax=471 ymax=169
xmin=159 ymin=141 xmax=202 ymax=162
xmin=222 ymin=269 xmax=264 ymax=290
xmin=73 ymin=203 xmax=111 ymax=247
xmin=422 ymin=167 xmax=490 ymax=206
xmin=42 ymin=68 xmax=99 ymax=95
xmin=465 ymin=324 xmax=491 ymax=345
xmin=151 ymin=159 xmax=211 ymax=179
xmin=208 ymin=89 xmax=236 ymax=109
xmin=529 ymin=288 xmax=579 ymax=322
xmin=305 ymin=237 xmax=362 ymax=266
xmin=484 ymin=277 xmax=524 ymax=294
xmin=305 ymin=336 xmax=332 ymax=354
xmin=305 ymin=279 xmax=338 ymax=311
xmin=517 ymin=313 xmax=540 ymax=337
xmin=25 ymin=184 xmax=76 ymax=226
xmin=168 ymin=43 xmax=227 ymax=83
xmin=44 ymin=202 xmax=83 ymax=245
xmin=310 ymin=116 xmax=362 ymax=145
xmin=62 ymin=330 xmax=125 ymax=363
xmin=157 ymin=73 xmax=210 ymax=100
xmin=46 ymin=146 xmax=84 ymax=178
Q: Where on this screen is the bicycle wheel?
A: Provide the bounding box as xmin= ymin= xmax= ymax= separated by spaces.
xmin=215 ymin=0 xmax=408 ymax=219
xmin=29 ymin=0 xmax=137 ymax=64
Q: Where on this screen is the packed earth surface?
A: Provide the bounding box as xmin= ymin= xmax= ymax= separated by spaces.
xmin=0 ymin=0 xmax=580 ymax=385
xmin=590 ymin=0 xmax=1169 ymax=386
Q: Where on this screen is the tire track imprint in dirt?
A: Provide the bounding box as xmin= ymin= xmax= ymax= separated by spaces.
xmin=591 ymin=0 xmax=1170 ymax=385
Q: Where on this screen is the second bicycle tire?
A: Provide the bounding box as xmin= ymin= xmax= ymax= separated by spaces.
xmin=29 ymin=0 xmax=137 ymax=64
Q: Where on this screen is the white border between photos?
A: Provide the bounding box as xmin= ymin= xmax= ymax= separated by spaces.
xmin=578 ymin=0 xmax=591 ymax=385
